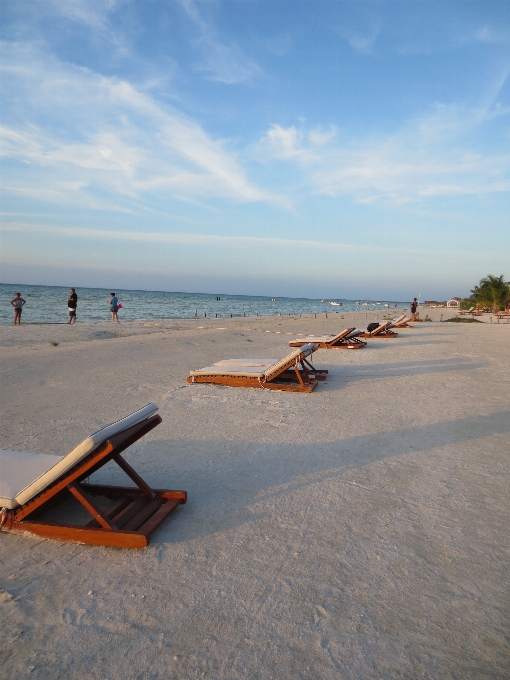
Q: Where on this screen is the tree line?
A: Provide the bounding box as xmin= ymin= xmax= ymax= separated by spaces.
xmin=462 ymin=274 xmax=510 ymax=313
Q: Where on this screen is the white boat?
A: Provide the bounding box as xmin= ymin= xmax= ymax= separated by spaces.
xmin=329 ymin=301 xmax=342 ymax=306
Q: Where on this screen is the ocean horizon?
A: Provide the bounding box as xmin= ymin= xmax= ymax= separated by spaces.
xmin=0 ymin=282 xmax=408 ymax=325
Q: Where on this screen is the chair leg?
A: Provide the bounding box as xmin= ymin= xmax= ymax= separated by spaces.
xmin=294 ymin=364 xmax=306 ymax=387
xmin=112 ymin=453 xmax=156 ymax=499
xmin=67 ymin=482 xmax=115 ymax=530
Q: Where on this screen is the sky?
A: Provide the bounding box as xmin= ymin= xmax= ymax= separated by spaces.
xmin=0 ymin=0 xmax=509 ymax=300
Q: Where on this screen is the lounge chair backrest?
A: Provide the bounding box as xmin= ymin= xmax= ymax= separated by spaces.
xmin=263 ymin=343 xmax=315 ymax=380
xmin=392 ymin=315 xmax=405 ymax=324
xmin=327 ymin=328 xmax=353 ymax=343
xmin=7 ymin=403 xmax=159 ymax=508
xmin=372 ymin=321 xmax=390 ymax=335
xmin=61 ymin=403 xmax=158 ymax=465
xmin=346 ymin=329 xmax=363 ymax=338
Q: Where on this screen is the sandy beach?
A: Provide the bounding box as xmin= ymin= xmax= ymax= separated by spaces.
xmin=1 ymin=311 xmax=509 ymax=679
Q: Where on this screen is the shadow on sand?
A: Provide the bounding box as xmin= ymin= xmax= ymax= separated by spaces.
xmin=323 ymin=357 xmax=485 ymax=384
xmin=98 ymin=409 xmax=510 ymax=544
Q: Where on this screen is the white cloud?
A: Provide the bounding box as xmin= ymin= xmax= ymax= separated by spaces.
xmin=336 ymin=15 xmax=382 ymax=55
xmin=2 ymin=224 xmax=504 ymax=273
xmin=43 ymin=0 xmax=119 ymax=31
xmin=0 ymin=42 xmax=282 ymax=210
xmin=475 ymin=24 xmax=510 ymax=46
xmin=193 ymin=36 xmax=262 ymax=84
xmin=308 ymin=126 xmax=337 ymax=146
xmin=178 ymin=0 xmax=262 ymax=83
xmin=257 ymin=104 xmax=510 ymax=205
xmin=1 ymin=221 xmax=415 ymax=253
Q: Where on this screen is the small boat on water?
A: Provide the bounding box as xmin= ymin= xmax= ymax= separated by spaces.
xmin=329 ymin=301 xmax=342 ymax=306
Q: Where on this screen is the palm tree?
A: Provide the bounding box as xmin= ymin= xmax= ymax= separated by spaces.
xmin=469 ymin=274 xmax=510 ymax=313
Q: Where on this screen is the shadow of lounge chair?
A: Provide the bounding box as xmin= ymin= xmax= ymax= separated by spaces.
xmin=187 ymin=343 xmax=322 ymax=392
xmin=288 ymin=327 xmax=367 ymax=349
xmin=0 ymin=404 xmax=186 ymax=549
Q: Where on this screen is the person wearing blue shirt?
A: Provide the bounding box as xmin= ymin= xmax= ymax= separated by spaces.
xmin=108 ymin=292 xmax=120 ymax=323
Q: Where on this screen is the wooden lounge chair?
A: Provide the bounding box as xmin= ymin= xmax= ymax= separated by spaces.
xmin=0 ymin=404 xmax=186 ymax=549
xmin=212 ymin=355 xmax=328 ymax=380
xmin=389 ymin=315 xmax=413 ymax=328
xmin=187 ymin=343 xmax=321 ymax=392
xmin=359 ymin=321 xmax=398 ymax=338
xmin=458 ymin=307 xmax=475 ymax=316
xmin=288 ymin=327 xmax=367 ymax=349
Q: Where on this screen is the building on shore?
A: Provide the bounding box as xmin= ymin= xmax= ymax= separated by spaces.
xmin=424 ymin=300 xmax=446 ymax=308
xmin=424 ymin=297 xmax=462 ymax=308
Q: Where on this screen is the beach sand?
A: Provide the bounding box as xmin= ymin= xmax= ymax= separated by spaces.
xmin=1 ymin=311 xmax=509 ymax=679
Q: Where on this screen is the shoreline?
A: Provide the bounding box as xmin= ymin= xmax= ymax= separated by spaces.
xmin=0 ymin=307 xmax=500 ymax=349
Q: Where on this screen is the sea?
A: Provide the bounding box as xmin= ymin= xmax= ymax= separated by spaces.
xmin=0 ymin=283 xmax=406 ymax=325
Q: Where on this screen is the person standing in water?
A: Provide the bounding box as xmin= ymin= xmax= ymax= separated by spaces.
xmin=67 ymin=288 xmax=78 ymax=324
xmin=10 ymin=292 xmax=26 ymax=325
xmin=108 ymin=292 xmax=120 ymax=322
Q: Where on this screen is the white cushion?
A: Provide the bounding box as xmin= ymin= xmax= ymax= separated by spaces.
xmin=290 ymin=329 xmax=353 ymax=344
xmin=0 ymin=403 xmax=158 ymax=510
xmin=190 ymin=344 xmax=316 ymax=382
xmin=212 ymin=358 xmax=279 ymax=367
xmin=189 ymin=366 xmax=266 ymax=378
xmin=0 ymin=451 xmax=64 ymax=510
xmin=290 ymin=336 xmax=334 ymax=343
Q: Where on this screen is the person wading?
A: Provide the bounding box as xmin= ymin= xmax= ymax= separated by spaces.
xmin=10 ymin=292 xmax=26 ymax=325
xmin=67 ymin=288 xmax=78 ymax=324
xmin=108 ymin=293 xmax=120 ymax=322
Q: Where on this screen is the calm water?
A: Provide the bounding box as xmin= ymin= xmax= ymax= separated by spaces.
xmin=0 ymin=283 xmax=405 ymax=325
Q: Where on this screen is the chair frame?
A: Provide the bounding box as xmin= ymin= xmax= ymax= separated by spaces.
xmin=0 ymin=415 xmax=186 ymax=549
xmin=289 ymin=327 xmax=367 ymax=349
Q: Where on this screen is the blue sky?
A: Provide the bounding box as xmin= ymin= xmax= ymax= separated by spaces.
xmin=1 ymin=0 xmax=509 ymax=300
